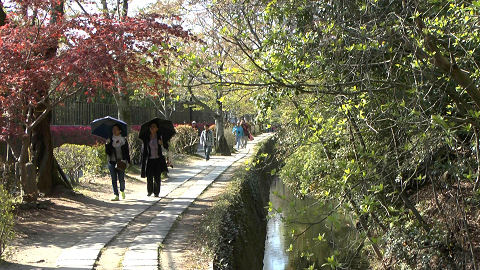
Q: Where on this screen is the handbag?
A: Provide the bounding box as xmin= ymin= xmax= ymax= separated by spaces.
xmin=115 ymin=160 xmax=127 ymax=171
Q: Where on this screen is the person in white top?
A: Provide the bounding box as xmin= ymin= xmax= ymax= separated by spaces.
xmin=105 ymin=125 xmax=130 ymax=201
xmin=200 ymin=124 xmax=214 ymax=161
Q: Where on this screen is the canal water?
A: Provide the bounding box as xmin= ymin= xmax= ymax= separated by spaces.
xmin=263 ymin=178 xmax=369 ymax=269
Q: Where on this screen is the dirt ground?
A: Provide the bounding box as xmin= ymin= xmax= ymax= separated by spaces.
xmin=0 ymin=157 xmax=192 ymax=270
xmin=0 ymin=143 xmax=260 ymax=270
xmin=159 ymin=157 xmax=247 ymax=270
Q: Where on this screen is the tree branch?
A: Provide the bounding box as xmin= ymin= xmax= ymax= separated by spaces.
xmin=0 ymin=0 xmax=6 ymax=26
xmin=415 ymin=17 xmax=480 ymax=109
xmin=185 ymin=77 xmax=217 ymax=117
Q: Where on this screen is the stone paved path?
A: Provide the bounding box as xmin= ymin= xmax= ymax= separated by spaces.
xmin=56 ymin=133 xmax=270 ymax=270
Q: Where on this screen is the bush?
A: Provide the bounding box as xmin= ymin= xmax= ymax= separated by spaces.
xmin=50 ymin=125 xmax=105 ymax=147
xmin=171 ymin=125 xmax=199 ymax=154
xmin=252 ymin=124 xmax=262 ymax=135
xmin=127 ymin=130 xmax=142 ymax=165
xmin=0 ymin=162 xmax=18 ymax=195
xmin=224 ymin=129 xmax=236 ymax=150
xmin=0 ymin=184 xmax=15 ymax=259
xmin=54 ymin=144 xmax=107 ymax=184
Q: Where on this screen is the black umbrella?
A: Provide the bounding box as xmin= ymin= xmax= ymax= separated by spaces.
xmin=91 ymin=116 xmax=128 ymax=139
xmin=139 ymin=118 xmax=176 ymax=148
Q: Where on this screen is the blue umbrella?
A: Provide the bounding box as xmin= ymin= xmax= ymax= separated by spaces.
xmin=90 ymin=116 xmax=128 ymax=139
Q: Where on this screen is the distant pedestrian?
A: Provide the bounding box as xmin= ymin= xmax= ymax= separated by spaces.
xmin=192 ymin=121 xmax=201 ymax=137
xmin=105 ymin=124 xmax=130 ymax=201
xmin=232 ymin=121 xmax=244 ymax=150
xmin=240 ymin=119 xmax=250 ymax=148
xmin=140 ymin=122 xmax=168 ymax=197
xmin=200 ymin=124 xmax=214 ymax=160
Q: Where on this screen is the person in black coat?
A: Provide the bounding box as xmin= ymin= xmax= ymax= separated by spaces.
xmin=105 ymin=124 xmax=131 ymax=201
xmin=140 ymin=122 xmax=168 ymax=197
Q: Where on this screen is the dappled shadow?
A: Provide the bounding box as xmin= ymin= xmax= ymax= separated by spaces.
xmin=13 ymin=190 xmax=160 ymax=250
xmin=0 ymin=260 xmax=92 ymax=270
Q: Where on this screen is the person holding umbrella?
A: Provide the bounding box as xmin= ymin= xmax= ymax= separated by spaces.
xmin=139 ymin=119 xmax=175 ymax=197
xmin=91 ymin=116 xmax=130 ymax=201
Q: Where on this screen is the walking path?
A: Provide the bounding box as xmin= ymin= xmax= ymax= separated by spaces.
xmin=56 ymin=133 xmax=270 ymax=270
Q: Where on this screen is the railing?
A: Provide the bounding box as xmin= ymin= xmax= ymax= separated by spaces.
xmin=52 ymin=101 xmax=157 ymax=125
xmin=52 ymin=101 xmax=216 ymax=125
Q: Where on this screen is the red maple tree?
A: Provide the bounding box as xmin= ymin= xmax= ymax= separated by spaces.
xmin=0 ymin=0 xmax=194 ymax=199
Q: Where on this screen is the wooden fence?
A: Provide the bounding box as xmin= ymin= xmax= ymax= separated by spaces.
xmin=52 ymin=101 xmax=216 ymax=125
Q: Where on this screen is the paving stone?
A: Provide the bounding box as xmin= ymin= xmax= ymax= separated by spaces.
xmin=123 ymin=266 xmax=158 ymax=270
xmin=56 ymin=267 xmax=93 ymax=270
xmin=56 ymin=259 xmax=97 ymax=268
xmin=56 ymin=160 xmax=206 ymax=269
xmin=123 ymin=249 xmax=158 ymax=261
xmin=123 ymin=259 xmax=159 ymax=266
xmin=58 ymin=134 xmax=269 ymax=269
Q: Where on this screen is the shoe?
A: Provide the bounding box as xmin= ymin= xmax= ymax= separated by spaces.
xmin=154 ymin=194 xmax=159 ymax=197
xmin=147 ymin=193 xmax=152 ymax=197
xmin=121 ymin=191 xmax=125 ymax=199
xmin=111 ymin=195 xmax=119 ymax=201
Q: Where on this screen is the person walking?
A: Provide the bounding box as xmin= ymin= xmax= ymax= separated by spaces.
xmin=240 ymin=119 xmax=250 ymax=148
xmin=200 ymin=124 xmax=214 ymax=161
xmin=232 ymin=121 xmax=244 ymax=150
xmin=140 ymin=122 xmax=169 ymax=197
xmin=105 ymin=124 xmax=130 ymax=201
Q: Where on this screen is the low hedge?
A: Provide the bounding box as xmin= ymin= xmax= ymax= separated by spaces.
xmin=50 ymin=126 xmax=103 ymax=147
xmin=171 ymin=125 xmax=199 ymax=154
xmin=53 ymin=144 xmax=107 ymax=184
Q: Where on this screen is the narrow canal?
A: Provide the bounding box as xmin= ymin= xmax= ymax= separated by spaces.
xmin=263 ymin=178 xmax=369 ymax=269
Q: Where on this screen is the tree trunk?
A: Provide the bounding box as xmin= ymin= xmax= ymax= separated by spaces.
xmin=30 ymin=0 xmax=66 ymax=194
xmin=0 ymin=1 xmax=6 ymax=26
xmin=415 ymin=17 xmax=480 ymax=110
xmin=114 ymin=65 xmax=132 ymax=125
xmin=214 ymin=100 xmax=231 ymax=156
xmin=114 ymin=92 xmax=132 ymax=125
xmin=17 ymin=135 xmax=38 ymax=201
xmin=32 ymin=105 xmax=61 ymax=194
xmin=215 ymin=117 xmax=231 ymax=156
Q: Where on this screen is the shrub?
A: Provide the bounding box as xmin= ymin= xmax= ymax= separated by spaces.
xmin=0 ymin=162 xmax=17 ymax=195
xmin=0 ymin=184 xmax=15 ymax=259
xmin=171 ymin=125 xmax=199 ymax=154
xmin=252 ymin=124 xmax=262 ymax=135
xmin=54 ymin=144 xmax=107 ymax=184
xmin=51 ymin=125 xmax=104 ymax=147
xmin=127 ymin=130 xmax=142 ymax=165
xmin=191 ymin=122 xmax=214 ymax=131
xmin=224 ymin=129 xmax=236 ymax=150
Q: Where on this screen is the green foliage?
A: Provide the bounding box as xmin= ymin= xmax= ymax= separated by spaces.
xmin=0 ymin=162 xmax=17 ymax=194
xmin=0 ymin=184 xmax=15 ymax=258
xmin=171 ymin=125 xmax=199 ymax=154
xmin=54 ymin=144 xmax=107 ymax=184
xmin=199 ymin=173 xmax=244 ymax=258
xmin=203 ymin=0 xmax=480 ymax=268
xmin=127 ymin=130 xmax=142 ymax=165
xmin=198 ymin=138 xmax=278 ymax=269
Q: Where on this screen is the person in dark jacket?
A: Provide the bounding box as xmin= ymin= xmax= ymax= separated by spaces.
xmin=105 ymin=124 xmax=131 ymax=201
xmin=140 ymin=122 xmax=168 ymax=197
